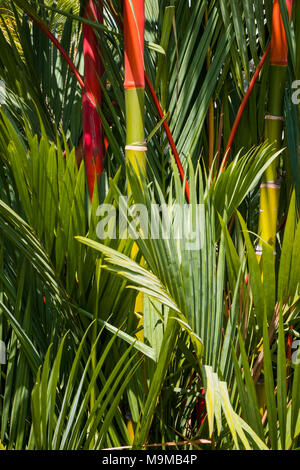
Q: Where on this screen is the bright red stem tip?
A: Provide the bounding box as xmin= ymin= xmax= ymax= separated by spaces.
xmin=270 ymin=0 xmax=291 ymax=65
xmin=270 ymin=0 xmax=294 ymax=66
xmin=286 ymin=0 xmax=295 ymax=16
xmin=83 ymin=0 xmax=104 ymax=199
xmin=124 ymin=0 xmax=145 ymax=89
xmin=104 ymin=135 xmax=109 ymax=152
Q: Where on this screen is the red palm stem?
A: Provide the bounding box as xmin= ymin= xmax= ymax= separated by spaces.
xmin=270 ymin=0 xmax=294 ymax=66
xmin=82 ymin=0 xmax=105 ymax=199
xmin=105 ymin=0 xmax=190 ymax=201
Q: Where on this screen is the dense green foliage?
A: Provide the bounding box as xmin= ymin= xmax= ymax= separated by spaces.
xmin=0 ymin=0 xmax=299 ymax=450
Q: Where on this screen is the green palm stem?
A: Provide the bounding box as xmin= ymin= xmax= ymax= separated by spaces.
xmin=124 ymin=0 xmax=146 ymax=182
xmin=124 ymin=0 xmax=146 ymax=337
xmin=90 ymin=258 xmax=101 ymax=449
xmin=256 ymin=0 xmax=294 ymax=261
xmin=124 ymin=0 xmax=146 ymax=443
xmin=255 ymin=0 xmax=294 ymax=417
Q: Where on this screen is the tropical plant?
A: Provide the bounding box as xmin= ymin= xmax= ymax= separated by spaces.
xmin=0 ymin=0 xmax=299 ymax=451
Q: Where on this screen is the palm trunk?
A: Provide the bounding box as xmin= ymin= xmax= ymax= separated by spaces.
xmin=124 ymin=0 xmax=146 ymax=325
xmin=82 ymin=3 xmax=105 ymax=445
xmin=105 ymin=0 xmax=190 ymax=199
xmin=124 ymin=0 xmax=146 ymax=179
xmin=82 ymin=0 xmax=104 ymax=200
xmin=124 ymin=0 xmax=146 ymax=443
xmin=256 ymin=0 xmax=294 ymax=259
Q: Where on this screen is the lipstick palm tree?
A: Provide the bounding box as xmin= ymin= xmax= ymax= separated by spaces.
xmin=0 ymin=0 xmax=299 ymax=451
xmin=257 ymin=0 xmax=294 ymax=259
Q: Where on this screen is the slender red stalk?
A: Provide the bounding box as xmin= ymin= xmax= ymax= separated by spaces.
xmin=222 ymin=43 xmax=271 ymax=167
xmin=21 ymin=11 xmax=84 ymax=89
xmin=82 ymin=0 xmax=105 ymax=199
xmin=277 ymin=214 xmax=287 ymax=232
xmin=145 ymin=74 xmax=190 ymax=202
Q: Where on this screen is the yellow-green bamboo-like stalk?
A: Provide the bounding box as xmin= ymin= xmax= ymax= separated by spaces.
xmin=124 ymin=0 xmax=145 ymax=443
xmin=256 ymin=0 xmax=294 ymax=260
xmin=125 ymin=88 xmax=147 ymax=179
xmin=124 ymin=0 xmax=145 ymax=338
xmin=255 ymin=0 xmax=294 ymax=418
xmin=124 ymin=0 xmax=146 ymax=181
